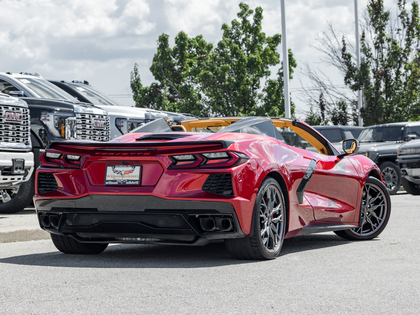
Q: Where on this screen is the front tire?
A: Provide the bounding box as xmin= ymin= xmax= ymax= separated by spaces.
xmin=379 ymin=161 xmax=401 ymax=195
xmin=0 ymin=177 xmax=34 ymax=214
xmin=335 ymin=177 xmax=391 ymax=240
xmin=401 ymin=178 xmax=420 ymax=195
xmin=51 ymin=234 xmax=108 ymax=254
xmin=225 ymin=177 xmax=286 ymax=260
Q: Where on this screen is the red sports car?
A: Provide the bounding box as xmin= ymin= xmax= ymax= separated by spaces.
xmin=34 ymin=117 xmax=391 ymax=260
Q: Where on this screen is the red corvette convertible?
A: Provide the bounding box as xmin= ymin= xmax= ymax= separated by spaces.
xmin=34 ymin=117 xmax=391 ymax=260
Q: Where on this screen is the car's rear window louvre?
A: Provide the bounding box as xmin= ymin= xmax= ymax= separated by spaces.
xmin=136 ymin=134 xmax=191 ymax=141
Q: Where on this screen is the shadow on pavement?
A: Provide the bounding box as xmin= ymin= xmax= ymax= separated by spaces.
xmin=0 ymin=232 xmax=363 ymax=268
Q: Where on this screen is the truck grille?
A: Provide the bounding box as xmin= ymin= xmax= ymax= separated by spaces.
xmin=76 ymin=113 xmax=110 ymax=141
xmin=0 ymin=105 xmax=30 ymax=144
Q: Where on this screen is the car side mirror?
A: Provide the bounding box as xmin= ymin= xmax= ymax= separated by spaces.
xmin=8 ymin=91 xmax=25 ymax=97
xmin=338 ymin=139 xmax=360 ymax=158
xmin=404 ymin=134 xmax=416 ymax=142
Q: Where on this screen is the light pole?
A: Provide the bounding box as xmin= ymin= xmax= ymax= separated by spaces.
xmin=280 ymin=0 xmax=291 ymax=118
xmin=354 ymin=0 xmax=363 ymax=126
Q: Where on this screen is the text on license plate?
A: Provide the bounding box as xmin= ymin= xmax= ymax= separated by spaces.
xmin=105 ymin=165 xmax=141 ymax=185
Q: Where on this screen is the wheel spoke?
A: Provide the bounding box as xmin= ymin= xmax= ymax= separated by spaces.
xmin=366 ymin=216 xmax=376 ymax=231
xmin=369 ymin=211 xmax=383 ymax=223
xmin=369 ymin=201 xmax=385 ymax=211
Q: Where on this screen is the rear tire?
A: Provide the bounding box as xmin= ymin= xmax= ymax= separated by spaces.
xmin=225 ymin=177 xmax=286 ymax=260
xmin=335 ymin=177 xmax=391 ymax=241
xmin=51 ymin=234 xmax=108 ymax=254
xmin=401 ymin=178 xmax=420 ymax=195
xmin=0 ymin=177 xmax=34 ymax=214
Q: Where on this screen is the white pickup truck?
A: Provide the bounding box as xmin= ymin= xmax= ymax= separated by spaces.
xmin=0 ymin=93 xmax=34 ymax=213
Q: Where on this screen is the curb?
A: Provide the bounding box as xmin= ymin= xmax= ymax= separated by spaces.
xmin=0 ymin=208 xmax=50 ymax=243
xmin=0 ymin=229 xmax=50 ymax=243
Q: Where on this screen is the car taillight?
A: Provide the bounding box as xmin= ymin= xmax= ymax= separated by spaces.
xmin=169 ymin=151 xmax=249 ymax=169
xmin=170 ymin=154 xmax=204 ymax=168
xmin=40 ymin=151 xmax=83 ymax=168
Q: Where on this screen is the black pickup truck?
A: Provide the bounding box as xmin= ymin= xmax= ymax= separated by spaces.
xmin=357 ymin=121 xmax=420 ymax=194
xmin=0 ymin=72 xmax=111 ymax=208
xmin=396 ymin=139 xmax=420 ymax=195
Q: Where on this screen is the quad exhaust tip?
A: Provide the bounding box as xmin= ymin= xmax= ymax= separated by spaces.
xmin=39 ymin=214 xmax=61 ymax=229
xmin=199 ymin=217 xmax=233 ymax=232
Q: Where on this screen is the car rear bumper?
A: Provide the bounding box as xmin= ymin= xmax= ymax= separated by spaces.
xmin=35 ymin=195 xmax=245 ymax=245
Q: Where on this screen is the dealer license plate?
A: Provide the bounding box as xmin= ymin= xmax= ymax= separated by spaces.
xmin=105 ymin=165 xmax=141 ymax=185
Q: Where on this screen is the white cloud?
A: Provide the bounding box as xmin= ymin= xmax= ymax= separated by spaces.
xmin=0 ymin=0 xmax=402 ymax=112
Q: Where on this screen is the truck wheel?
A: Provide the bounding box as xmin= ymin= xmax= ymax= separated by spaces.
xmin=379 ymin=161 xmax=401 ymax=195
xmin=0 ymin=177 xmax=34 ymax=214
xmin=401 ymin=178 xmax=420 ymax=195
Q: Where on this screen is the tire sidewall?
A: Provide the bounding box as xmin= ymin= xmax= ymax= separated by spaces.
xmin=379 ymin=161 xmax=401 ymax=195
xmin=0 ymin=177 xmax=34 ymax=214
xmin=348 ymin=176 xmax=391 ymax=240
xmin=251 ymin=177 xmax=286 ymax=259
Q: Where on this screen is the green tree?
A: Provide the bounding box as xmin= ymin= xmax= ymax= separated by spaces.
xmin=131 ymin=32 xmax=213 ymax=116
xmin=343 ymin=0 xmax=420 ymax=125
xmin=329 ymin=100 xmax=350 ymax=125
xmin=131 ymin=2 xmax=296 ymax=117
xmin=304 ymin=105 xmax=323 ymax=125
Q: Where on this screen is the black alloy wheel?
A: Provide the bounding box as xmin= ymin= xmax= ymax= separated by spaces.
xmin=225 ymin=177 xmax=286 ymax=260
xmin=379 ymin=161 xmax=401 ymax=195
xmin=335 ymin=177 xmax=391 ymax=240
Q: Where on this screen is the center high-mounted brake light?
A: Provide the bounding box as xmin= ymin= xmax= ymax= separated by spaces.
xmin=169 ymin=151 xmax=250 ymax=169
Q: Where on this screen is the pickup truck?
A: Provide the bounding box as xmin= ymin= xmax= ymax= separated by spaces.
xmin=357 ymin=121 xmax=420 ymax=194
xmin=0 ymin=72 xmax=110 ymax=170
xmin=396 ymin=139 xmax=420 ymax=195
xmin=0 ymin=93 xmax=34 ymax=213
xmin=48 ymin=80 xmax=196 ymax=139
xmin=0 ymin=72 xmax=111 ymax=211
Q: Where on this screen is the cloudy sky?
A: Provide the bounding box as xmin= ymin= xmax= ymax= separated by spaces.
xmin=0 ymin=0 xmax=404 ymax=118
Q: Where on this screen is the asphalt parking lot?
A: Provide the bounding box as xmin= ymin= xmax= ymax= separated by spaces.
xmin=0 ymin=191 xmax=419 ymax=314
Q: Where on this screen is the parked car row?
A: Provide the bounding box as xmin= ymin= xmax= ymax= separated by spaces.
xmin=0 ymin=71 xmax=194 ymax=213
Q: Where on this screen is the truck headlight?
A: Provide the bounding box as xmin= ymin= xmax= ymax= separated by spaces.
xmin=41 ymin=112 xmax=77 ymax=139
xmin=116 ymin=118 xmax=145 ymax=134
xmin=399 ymin=148 xmax=420 ymax=155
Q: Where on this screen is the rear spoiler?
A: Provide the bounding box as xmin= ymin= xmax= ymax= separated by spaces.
xmin=47 ymin=140 xmax=235 ymax=150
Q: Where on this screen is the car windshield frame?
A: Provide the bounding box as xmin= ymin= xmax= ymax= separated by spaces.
xmin=17 ymin=77 xmax=77 ymax=101
xmin=70 ymin=83 xmax=123 ymax=106
xmin=358 ymin=126 xmax=404 ymax=142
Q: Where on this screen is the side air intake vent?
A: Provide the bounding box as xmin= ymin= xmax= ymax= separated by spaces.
xmin=202 ymin=173 xmax=233 ymax=196
xmin=38 ymin=173 xmax=58 ymax=194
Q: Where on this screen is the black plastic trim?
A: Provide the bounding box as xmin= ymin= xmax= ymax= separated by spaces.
xmin=301 ymin=224 xmax=358 ymax=235
xmin=296 ymin=159 xmax=316 ymax=204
